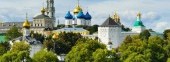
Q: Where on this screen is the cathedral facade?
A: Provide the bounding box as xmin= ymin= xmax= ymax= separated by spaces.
xmin=64 ymin=1 xmax=92 ymax=27
xmin=0 ymin=0 xmax=55 ymax=34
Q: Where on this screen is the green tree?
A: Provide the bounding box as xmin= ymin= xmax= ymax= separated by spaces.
xmin=32 ymin=49 xmax=58 ymax=62
xmin=0 ymin=42 xmax=10 ymax=56
xmin=0 ymin=51 xmax=32 ymax=62
xmin=52 ymin=32 xmax=82 ymax=54
xmin=92 ymin=49 xmax=118 ymax=62
xmin=85 ymin=25 xmax=99 ymax=34
xmin=163 ymin=29 xmax=170 ymax=40
xmin=5 ymin=26 xmax=22 ymax=40
xmin=65 ymin=38 xmax=105 ymax=62
xmin=167 ymin=58 xmax=170 ymax=62
xmin=0 ymin=41 xmax=32 ymax=62
xmin=31 ymin=33 xmax=45 ymax=43
xmin=119 ymin=35 xmax=168 ymax=62
xmin=139 ymin=30 xmax=151 ymax=40
xmin=11 ymin=41 xmax=30 ymax=52
xmin=43 ymin=39 xmax=54 ymax=51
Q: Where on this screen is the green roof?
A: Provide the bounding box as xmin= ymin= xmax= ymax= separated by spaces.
xmin=133 ymin=18 xmax=145 ymax=27
xmin=0 ymin=35 xmax=6 ymax=43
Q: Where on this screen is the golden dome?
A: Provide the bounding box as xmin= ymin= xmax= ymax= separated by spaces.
xmin=41 ymin=7 xmax=46 ymax=14
xmin=23 ymin=19 xmax=30 ymax=29
xmin=112 ymin=12 xmax=121 ymax=23
xmin=112 ymin=12 xmax=118 ymax=19
xmin=52 ymin=34 xmax=58 ymax=39
xmin=73 ymin=5 xmax=82 ymax=14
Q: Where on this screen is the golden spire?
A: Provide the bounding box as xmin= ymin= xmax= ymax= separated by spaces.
xmin=73 ymin=0 xmax=82 ymax=14
xmin=137 ymin=12 xmax=141 ymax=19
xmin=23 ymin=13 xmax=30 ymax=29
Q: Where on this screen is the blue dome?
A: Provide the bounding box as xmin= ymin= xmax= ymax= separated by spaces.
xmin=65 ymin=11 xmax=73 ymax=19
xmin=84 ymin=12 xmax=92 ymax=20
xmin=77 ymin=11 xmax=85 ymax=19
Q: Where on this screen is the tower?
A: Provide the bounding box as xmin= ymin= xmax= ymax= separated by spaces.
xmin=98 ymin=17 xmax=121 ymax=48
xmin=132 ymin=12 xmax=145 ymax=33
xmin=23 ymin=13 xmax=31 ymax=37
xmin=46 ymin=0 xmax=55 ymax=26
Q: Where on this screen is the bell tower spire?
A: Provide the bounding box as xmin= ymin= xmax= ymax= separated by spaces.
xmin=46 ymin=0 xmax=55 ymax=20
xmin=46 ymin=0 xmax=55 ymax=28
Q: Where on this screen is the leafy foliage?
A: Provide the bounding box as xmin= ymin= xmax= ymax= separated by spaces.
xmin=65 ymin=38 xmax=106 ymax=62
xmin=32 ymin=49 xmax=58 ymax=62
xmin=0 ymin=41 xmax=31 ymax=62
xmin=31 ymin=33 xmax=45 ymax=43
xmin=11 ymin=41 xmax=30 ymax=52
xmin=93 ymin=49 xmax=119 ymax=62
xmin=43 ymin=32 xmax=82 ymax=55
xmin=139 ymin=30 xmax=151 ymax=40
xmin=5 ymin=26 xmax=22 ymax=40
xmin=0 ymin=42 xmax=10 ymax=56
xmin=163 ymin=29 xmax=170 ymax=40
xmin=119 ymin=35 xmax=168 ymax=62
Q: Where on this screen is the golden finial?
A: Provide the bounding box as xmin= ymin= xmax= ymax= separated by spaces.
xmin=137 ymin=12 xmax=141 ymax=18
xmin=73 ymin=0 xmax=82 ymax=14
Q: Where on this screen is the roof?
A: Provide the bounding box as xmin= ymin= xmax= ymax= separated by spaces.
xmin=77 ymin=11 xmax=85 ymax=19
xmin=65 ymin=11 xmax=73 ymax=19
xmin=33 ymin=14 xmax=50 ymax=19
xmin=133 ymin=18 xmax=145 ymax=27
xmin=84 ymin=12 xmax=92 ymax=20
xmin=100 ymin=17 xmax=120 ymax=27
xmin=0 ymin=35 xmax=6 ymax=43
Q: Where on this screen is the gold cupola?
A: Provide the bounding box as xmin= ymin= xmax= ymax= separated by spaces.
xmin=52 ymin=34 xmax=58 ymax=39
xmin=112 ymin=12 xmax=120 ymax=24
xmin=23 ymin=13 xmax=30 ymax=29
xmin=73 ymin=0 xmax=83 ymax=14
xmin=41 ymin=7 xmax=46 ymax=14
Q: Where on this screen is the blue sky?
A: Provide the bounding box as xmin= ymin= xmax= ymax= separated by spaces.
xmin=0 ymin=0 xmax=169 ymax=32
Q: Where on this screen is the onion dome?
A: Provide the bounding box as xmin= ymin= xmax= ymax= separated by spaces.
xmin=23 ymin=13 xmax=30 ymax=29
xmin=41 ymin=7 xmax=46 ymax=14
xmin=133 ymin=12 xmax=145 ymax=27
xmin=65 ymin=11 xmax=73 ymax=19
xmin=52 ymin=34 xmax=58 ymax=39
xmin=84 ymin=12 xmax=92 ymax=20
xmin=23 ymin=19 xmax=30 ymax=29
xmin=73 ymin=5 xmax=83 ymax=14
xmin=77 ymin=11 xmax=85 ymax=19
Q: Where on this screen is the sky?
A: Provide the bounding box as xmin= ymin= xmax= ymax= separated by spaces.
xmin=0 ymin=0 xmax=169 ymax=33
